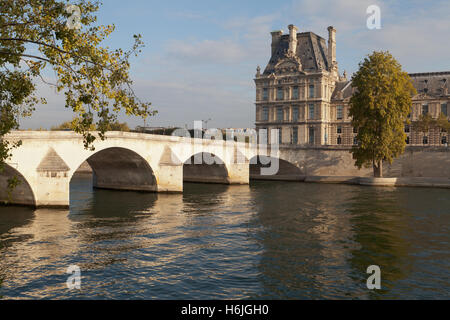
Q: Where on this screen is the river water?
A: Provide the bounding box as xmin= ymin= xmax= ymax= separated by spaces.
xmin=0 ymin=174 xmax=449 ymax=299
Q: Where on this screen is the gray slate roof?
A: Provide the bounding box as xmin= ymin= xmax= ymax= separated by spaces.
xmin=263 ymin=32 xmax=330 ymax=75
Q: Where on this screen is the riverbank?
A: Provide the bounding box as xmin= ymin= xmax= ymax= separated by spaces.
xmin=251 ymin=175 xmax=450 ymax=189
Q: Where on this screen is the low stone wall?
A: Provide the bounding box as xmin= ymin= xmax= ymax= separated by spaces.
xmin=383 ymin=147 xmax=450 ymax=178
xmin=277 ymin=145 xmax=450 ymax=179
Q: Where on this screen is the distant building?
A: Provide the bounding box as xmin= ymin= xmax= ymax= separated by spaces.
xmin=255 ymin=24 xmax=450 ymax=146
xmin=134 ymin=126 xmax=178 ymax=135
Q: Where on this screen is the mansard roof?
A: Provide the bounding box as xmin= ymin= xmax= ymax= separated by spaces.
xmin=409 ymin=71 xmax=450 ymax=97
xmin=331 ymin=81 xmax=353 ymax=101
xmin=331 ymin=72 xmax=450 ymax=103
xmin=263 ymin=32 xmax=330 ymax=75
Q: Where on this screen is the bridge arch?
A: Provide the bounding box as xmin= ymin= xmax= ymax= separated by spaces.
xmin=249 ymin=155 xmax=304 ymax=181
xmin=183 ymin=152 xmax=230 ymax=184
xmin=71 ymin=147 xmax=157 ymax=192
xmin=0 ymin=164 xmax=36 ymax=206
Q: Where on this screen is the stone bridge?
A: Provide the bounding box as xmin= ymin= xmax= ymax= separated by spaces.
xmin=1 ymin=131 xmax=271 ymax=207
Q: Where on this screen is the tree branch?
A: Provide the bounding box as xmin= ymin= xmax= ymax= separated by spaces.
xmin=0 ymin=38 xmax=112 ymax=70
xmin=0 ymin=50 xmax=52 ymax=63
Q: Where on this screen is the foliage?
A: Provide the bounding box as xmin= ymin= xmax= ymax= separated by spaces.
xmin=6 ymin=176 xmax=21 ymax=204
xmin=0 ymin=0 xmax=156 ymax=173
xmin=51 ymin=118 xmax=129 ymax=131
xmin=101 ymin=120 xmax=129 ymax=132
xmin=413 ymin=113 xmax=434 ymax=134
xmin=414 ymin=112 xmax=450 ymax=141
xmin=349 ymin=51 xmax=417 ymax=177
xmin=435 ymin=113 xmax=450 ymax=133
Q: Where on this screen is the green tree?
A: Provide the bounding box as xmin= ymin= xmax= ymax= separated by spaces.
xmin=102 ymin=121 xmax=129 ymax=132
xmin=436 ymin=113 xmax=450 ymax=142
xmin=51 ymin=117 xmax=95 ymax=131
xmin=0 ymin=0 xmax=155 ymax=171
xmin=349 ymin=51 xmax=417 ymax=177
xmin=413 ymin=113 xmax=434 ymax=137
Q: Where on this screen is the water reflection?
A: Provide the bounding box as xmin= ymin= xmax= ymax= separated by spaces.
xmin=346 ymin=187 xmax=413 ymax=299
xmin=253 ymin=182 xmax=362 ymax=299
xmin=0 ymin=175 xmax=448 ymax=299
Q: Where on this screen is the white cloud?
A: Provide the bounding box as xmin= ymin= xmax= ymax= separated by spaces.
xmin=166 ymin=39 xmax=246 ymax=65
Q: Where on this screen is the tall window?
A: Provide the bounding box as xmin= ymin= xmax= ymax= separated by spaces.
xmin=422 ymin=104 xmax=429 ymax=115
xmin=353 ymin=137 xmax=358 ymax=145
xmin=442 ymin=135 xmax=447 ymax=145
xmin=262 ymin=107 xmax=269 ymax=121
xmin=277 ymin=87 xmax=283 ymax=100
xmin=292 ymin=86 xmax=299 ymax=99
xmin=292 ymin=127 xmax=298 ymax=144
xmin=423 ymin=136 xmax=428 ymax=145
xmin=406 ymin=136 xmax=410 ymax=144
xmin=405 ymin=125 xmax=410 ymax=133
xmin=263 ymin=88 xmax=268 ymax=101
xmin=277 ymin=108 xmax=284 ymax=121
xmin=278 ymin=128 xmax=282 ymax=144
xmin=337 ymin=136 xmax=342 ymax=145
xmin=309 ymin=127 xmax=315 ymax=144
xmin=292 ymin=107 xmax=299 ymax=121
xmin=337 ymin=105 xmax=343 ymax=120
xmin=309 ymin=85 xmax=315 ymax=98
xmin=308 ymin=104 xmax=315 ymax=120
xmin=441 ymin=103 xmax=448 ymax=116
xmin=337 ymin=126 xmax=342 ymax=134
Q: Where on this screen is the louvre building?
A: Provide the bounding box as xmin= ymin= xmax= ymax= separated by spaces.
xmin=254 ymin=24 xmax=450 ymax=146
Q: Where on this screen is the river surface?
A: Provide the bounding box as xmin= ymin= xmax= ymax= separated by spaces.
xmin=0 ymin=174 xmax=449 ymax=299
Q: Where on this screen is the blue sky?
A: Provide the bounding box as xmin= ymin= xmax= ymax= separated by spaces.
xmin=22 ymin=0 xmax=450 ymax=130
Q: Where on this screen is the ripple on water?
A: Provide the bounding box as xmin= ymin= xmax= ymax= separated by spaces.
xmin=0 ymin=178 xmax=449 ymax=299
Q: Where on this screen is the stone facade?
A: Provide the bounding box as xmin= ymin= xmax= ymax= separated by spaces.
xmin=255 ymin=24 xmax=450 ymax=147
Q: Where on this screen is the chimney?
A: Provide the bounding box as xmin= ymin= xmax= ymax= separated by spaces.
xmin=327 ymin=26 xmax=336 ymax=68
xmin=288 ymin=24 xmax=298 ymax=55
xmin=271 ymin=30 xmax=283 ymax=56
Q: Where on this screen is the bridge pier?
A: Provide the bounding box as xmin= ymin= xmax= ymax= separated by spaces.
xmin=227 ymin=162 xmax=250 ymax=185
xmin=33 ymin=173 xmax=71 ymax=208
xmin=155 ymin=164 xmax=183 ymax=192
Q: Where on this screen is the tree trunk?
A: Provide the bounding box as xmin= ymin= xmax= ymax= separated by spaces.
xmin=373 ymin=160 xmax=383 ymax=177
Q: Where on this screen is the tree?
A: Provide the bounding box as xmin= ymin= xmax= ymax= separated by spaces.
xmin=0 ymin=0 xmax=155 ymax=171
xmin=414 ymin=113 xmax=450 ymax=145
xmin=414 ymin=113 xmax=434 ymax=135
xmin=51 ymin=117 xmax=95 ymax=131
xmin=103 ymin=121 xmax=129 ymax=132
xmin=52 ymin=118 xmax=129 ymax=131
xmin=436 ymin=113 xmax=450 ymax=144
xmin=349 ymin=51 xmax=417 ymax=177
